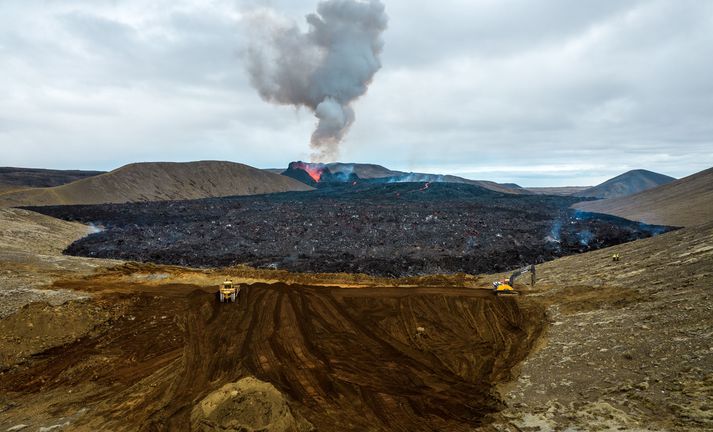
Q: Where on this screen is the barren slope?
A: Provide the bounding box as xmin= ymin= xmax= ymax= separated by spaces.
xmin=574 ymin=169 xmax=675 ymax=199
xmin=492 ymin=220 xmax=713 ymax=431
xmin=574 ymin=167 xmax=713 ymax=227
xmin=0 ymin=161 xmax=313 ymax=207
xmin=0 ymin=208 xmax=119 ymax=318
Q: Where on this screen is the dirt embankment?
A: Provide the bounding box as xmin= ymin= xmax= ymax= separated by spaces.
xmin=0 ymin=277 xmax=545 ymax=431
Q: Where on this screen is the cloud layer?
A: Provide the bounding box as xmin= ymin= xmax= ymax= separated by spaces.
xmin=1 ymin=0 xmax=712 ymax=185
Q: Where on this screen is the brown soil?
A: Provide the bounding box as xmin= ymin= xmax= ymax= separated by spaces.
xmin=0 ymin=275 xmax=544 ymax=431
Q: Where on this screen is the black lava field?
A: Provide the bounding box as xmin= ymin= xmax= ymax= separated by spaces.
xmin=30 ymin=182 xmax=673 ymax=277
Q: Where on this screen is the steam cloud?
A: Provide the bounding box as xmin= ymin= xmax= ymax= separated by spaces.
xmin=246 ymin=0 xmax=388 ymax=162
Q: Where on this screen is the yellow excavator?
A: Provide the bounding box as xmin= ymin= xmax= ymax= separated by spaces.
xmin=218 ymin=280 xmax=240 ymax=303
xmin=493 ymin=264 xmax=536 ymax=295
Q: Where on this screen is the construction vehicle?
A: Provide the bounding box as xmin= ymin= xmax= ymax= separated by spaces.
xmin=218 ymin=280 xmax=240 ymax=303
xmin=493 ymin=264 xmax=536 ymax=295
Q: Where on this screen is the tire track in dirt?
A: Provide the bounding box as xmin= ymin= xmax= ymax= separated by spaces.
xmin=0 ymin=282 xmax=545 ymax=431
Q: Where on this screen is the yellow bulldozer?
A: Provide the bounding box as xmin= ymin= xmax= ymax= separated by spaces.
xmin=492 ymin=264 xmax=536 ymax=296
xmin=218 ymin=280 xmax=240 ymax=303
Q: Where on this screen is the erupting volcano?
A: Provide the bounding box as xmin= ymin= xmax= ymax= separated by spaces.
xmin=282 ymin=161 xmax=359 ymax=186
xmin=288 ymin=161 xmax=327 ymax=182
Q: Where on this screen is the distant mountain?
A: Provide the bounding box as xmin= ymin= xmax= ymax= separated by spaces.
xmin=574 ymin=167 xmax=713 ymax=227
xmin=326 ymin=163 xmax=404 ymax=179
xmin=527 ymin=186 xmax=591 ymax=196
xmin=282 ymin=162 xmax=529 ymax=194
xmin=0 ymin=161 xmax=312 ymax=207
xmin=574 ymin=169 xmax=675 ymax=199
xmin=0 ymin=167 xmax=104 ymax=193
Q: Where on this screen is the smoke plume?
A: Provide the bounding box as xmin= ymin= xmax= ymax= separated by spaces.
xmin=246 ymin=0 xmax=387 ymax=162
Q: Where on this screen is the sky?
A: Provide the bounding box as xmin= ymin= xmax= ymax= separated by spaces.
xmin=1 ymin=0 xmax=712 ymax=186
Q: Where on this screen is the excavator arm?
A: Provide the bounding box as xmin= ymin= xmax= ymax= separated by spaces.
xmin=508 ymin=264 xmax=536 ymax=287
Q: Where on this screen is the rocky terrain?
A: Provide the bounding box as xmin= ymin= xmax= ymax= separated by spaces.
xmin=575 ymin=166 xmax=713 ymax=227
xmin=574 ymin=169 xmax=675 ymax=199
xmin=0 ymin=197 xmax=710 ymax=430
xmin=491 ymin=219 xmax=713 ymax=431
xmin=0 ymin=161 xmax=312 ymax=207
xmin=32 ymin=182 xmax=670 ymax=276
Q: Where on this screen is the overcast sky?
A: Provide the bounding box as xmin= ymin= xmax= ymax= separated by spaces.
xmin=1 ymin=0 xmax=712 ymax=186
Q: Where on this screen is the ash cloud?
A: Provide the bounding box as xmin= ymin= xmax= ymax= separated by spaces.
xmin=246 ymin=0 xmax=387 ymax=162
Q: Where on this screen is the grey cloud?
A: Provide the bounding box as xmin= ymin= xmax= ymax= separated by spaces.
xmin=0 ymin=0 xmax=711 ymax=185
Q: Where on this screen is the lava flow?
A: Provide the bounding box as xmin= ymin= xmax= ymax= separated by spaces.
xmin=288 ymin=161 xmax=327 ymax=182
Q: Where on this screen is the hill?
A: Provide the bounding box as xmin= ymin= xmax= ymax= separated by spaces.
xmin=574 ymin=169 xmax=674 ymax=199
xmin=0 ymin=161 xmax=312 ymax=207
xmin=0 ymin=167 xmax=104 ymax=193
xmin=574 ymin=167 xmax=713 ymax=226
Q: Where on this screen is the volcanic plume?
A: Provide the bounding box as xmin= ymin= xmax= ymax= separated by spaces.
xmin=246 ymin=0 xmax=388 ymax=162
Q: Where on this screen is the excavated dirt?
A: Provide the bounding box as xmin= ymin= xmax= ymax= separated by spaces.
xmin=31 ymin=182 xmax=671 ymax=276
xmin=0 ymin=276 xmax=544 ymax=431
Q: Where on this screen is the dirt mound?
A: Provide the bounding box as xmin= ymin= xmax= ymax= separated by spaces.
xmin=34 ymin=182 xmax=671 ymax=276
xmin=0 ymin=161 xmax=313 ymax=207
xmin=0 ymin=300 xmax=116 ymax=370
xmin=574 ymin=169 xmax=675 ymax=199
xmin=191 ymin=377 xmax=313 ymax=432
xmin=574 ymin=166 xmax=713 ymax=226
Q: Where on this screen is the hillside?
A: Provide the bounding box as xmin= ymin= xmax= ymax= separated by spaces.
xmin=574 ymin=169 xmax=675 ymax=199
xmin=0 ymin=167 xmax=104 ymax=193
xmin=574 ymin=167 xmax=713 ymax=226
xmin=0 ymin=161 xmax=312 ymax=207
xmin=497 ymin=220 xmax=713 ymax=430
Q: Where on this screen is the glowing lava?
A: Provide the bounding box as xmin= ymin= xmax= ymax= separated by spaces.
xmin=288 ymin=161 xmax=327 ymax=182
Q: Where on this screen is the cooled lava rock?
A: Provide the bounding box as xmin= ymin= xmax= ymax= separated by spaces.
xmin=30 ymin=182 xmax=674 ymax=277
